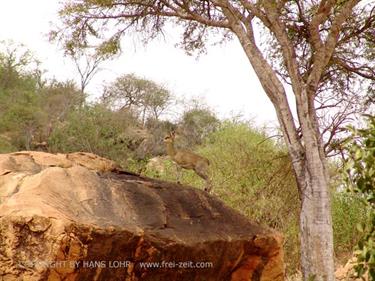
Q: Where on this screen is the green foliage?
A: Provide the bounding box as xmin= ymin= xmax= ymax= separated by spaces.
xmin=0 ymin=136 xmax=17 ymax=153
xmin=201 ymin=123 xmax=297 ymax=223
xmin=0 ymin=42 xmax=45 ymax=150
xmin=179 ymin=107 xmax=219 ymax=146
xmin=332 ymin=192 xmax=368 ymax=255
xmin=0 ymin=100 xmax=46 ymax=149
xmin=95 ymin=36 xmax=121 ymax=58
xmin=0 ymin=41 xmax=40 ymax=91
xmin=48 ymin=105 xmax=133 ymax=167
xmin=343 ymin=115 xmax=375 ymax=280
xmin=199 ymin=122 xmax=302 ymax=271
xmin=40 ymin=80 xmax=85 ymax=120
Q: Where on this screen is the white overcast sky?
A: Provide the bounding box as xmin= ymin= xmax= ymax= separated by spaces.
xmin=0 ymin=0 xmax=278 ymax=127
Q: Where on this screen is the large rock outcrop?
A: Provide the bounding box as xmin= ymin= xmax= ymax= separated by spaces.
xmin=0 ymin=151 xmax=284 ymax=281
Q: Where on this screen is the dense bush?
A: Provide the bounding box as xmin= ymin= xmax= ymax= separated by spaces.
xmin=200 ymin=123 xmax=301 ymax=271
xmin=0 ymin=136 xmax=17 ymax=153
xmin=48 ymin=105 xmax=136 ymax=167
xmin=342 ymin=116 xmax=375 ymax=279
xmin=0 ymin=45 xmax=44 ymax=150
xmin=332 ymin=192 xmax=368 ymax=259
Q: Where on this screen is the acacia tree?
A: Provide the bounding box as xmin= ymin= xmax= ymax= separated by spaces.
xmin=70 ymin=50 xmax=105 ymax=93
xmin=51 ymin=28 xmax=120 ymax=93
xmin=101 ymin=73 xmax=172 ymax=126
xmin=51 ymin=1 xmax=375 ymax=280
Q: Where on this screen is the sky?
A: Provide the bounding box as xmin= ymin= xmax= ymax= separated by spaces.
xmin=0 ymin=1 xmax=278 ymax=127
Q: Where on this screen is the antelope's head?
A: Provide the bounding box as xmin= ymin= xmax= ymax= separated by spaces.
xmin=163 ymin=131 xmax=176 ymax=144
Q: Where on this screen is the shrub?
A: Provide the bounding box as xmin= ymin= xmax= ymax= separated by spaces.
xmin=332 ymin=192 xmax=368 ymax=259
xmin=342 ymin=116 xmax=375 ymax=279
xmin=48 ymin=105 xmax=135 ymax=167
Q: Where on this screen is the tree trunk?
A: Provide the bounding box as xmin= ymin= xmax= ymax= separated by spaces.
xmin=238 ymin=40 xmax=334 ymax=281
xmin=230 ymin=20 xmax=335 ymax=280
xmin=295 ymin=152 xmax=334 ymax=281
xmin=294 ymin=88 xmax=335 ymax=281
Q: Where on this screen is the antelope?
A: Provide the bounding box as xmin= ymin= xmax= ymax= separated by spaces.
xmin=163 ymin=131 xmax=212 ymax=192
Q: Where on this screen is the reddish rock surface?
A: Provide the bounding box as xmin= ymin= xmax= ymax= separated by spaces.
xmin=0 ymin=151 xmax=284 ymax=281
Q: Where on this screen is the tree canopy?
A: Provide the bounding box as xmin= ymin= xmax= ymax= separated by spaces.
xmin=101 ymin=73 xmax=172 ymax=125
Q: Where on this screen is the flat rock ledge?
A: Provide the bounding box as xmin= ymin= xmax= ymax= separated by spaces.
xmin=0 ymin=151 xmax=284 ymax=281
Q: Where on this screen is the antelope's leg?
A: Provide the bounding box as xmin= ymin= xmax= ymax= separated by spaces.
xmin=194 ymin=166 xmax=212 ymax=193
xmin=176 ymin=165 xmax=182 ymax=184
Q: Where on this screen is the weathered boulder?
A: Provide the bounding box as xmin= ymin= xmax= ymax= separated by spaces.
xmin=0 ymin=151 xmax=284 ymax=281
xmin=145 ymin=156 xmax=169 ymax=176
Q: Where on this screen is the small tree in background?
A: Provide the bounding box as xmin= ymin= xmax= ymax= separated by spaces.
xmin=0 ymin=41 xmax=40 ymax=91
xmin=58 ymin=32 xmax=119 ymax=94
xmin=69 ymin=50 xmax=107 ymax=93
xmin=0 ymin=41 xmax=45 ymax=150
xmin=179 ymin=107 xmax=220 ymax=147
xmin=37 ymin=80 xmax=85 ymax=144
xmin=101 ymin=73 xmax=173 ymax=126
